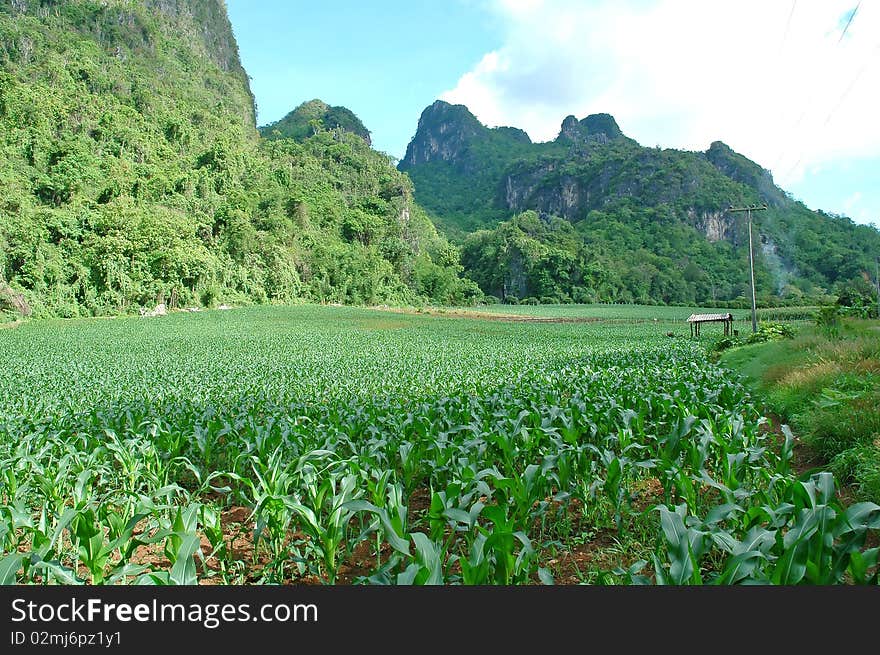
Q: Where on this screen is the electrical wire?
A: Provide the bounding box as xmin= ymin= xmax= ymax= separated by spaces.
xmin=837 ymin=2 xmax=860 ymax=45
xmin=776 ymin=3 xmax=871 ymax=182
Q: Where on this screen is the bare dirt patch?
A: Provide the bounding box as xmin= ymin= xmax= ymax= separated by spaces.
xmin=369 ymin=305 xmax=602 ymax=324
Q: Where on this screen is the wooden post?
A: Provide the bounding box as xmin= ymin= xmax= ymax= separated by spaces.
xmin=728 ymin=204 xmax=767 ymax=334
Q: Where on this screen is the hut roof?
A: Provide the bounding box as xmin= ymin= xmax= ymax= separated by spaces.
xmin=687 ymin=313 xmax=733 ymax=323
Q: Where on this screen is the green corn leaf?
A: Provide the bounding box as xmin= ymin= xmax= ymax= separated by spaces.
xmin=537 ymin=567 xmax=554 ymax=585
xmin=30 ymin=558 xmax=83 ymax=585
xmin=396 ymin=563 xmax=420 ymax=586
xmin=839 ymin=502 xmax=880 ymax=534
xmin=704 ymin=503 xmax=741 ymax=526
xmin=0 ymin=553 xmax=24 ymax=584
xmin=169 ymin=534 xmax=201 ymax=586
xmin=771 ymin=544 xmax=807 ymax=585
xmin=658 ymin=506 xmax=694 ymax=585
xmin=410 ymin=532 xmax=444 ymax=585
xmin=716 ymin=550 xmax=768 ymax=585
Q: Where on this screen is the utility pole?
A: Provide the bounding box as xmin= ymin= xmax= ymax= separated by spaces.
xmin=875 ymin=256 xmax=879 ymax=320
xmin=728 ymin=203 xmax=768 ymax=334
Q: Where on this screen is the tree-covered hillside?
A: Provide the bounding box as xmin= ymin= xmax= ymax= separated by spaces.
xmin=400 ymin=100 xmax=880 ymax=306
xmin=259 ymin=99 xmax=372 ymax=145
xmin=0 ymin=0 xmax=477 ymax=319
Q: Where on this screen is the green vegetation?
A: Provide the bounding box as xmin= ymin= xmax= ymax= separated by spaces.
xmin=259 ymin=99 xmax=372 ymax=145
xmin=1 ymin=305 xmax=877 ymax=585
xmin=451 ymin=303 xmax=817 ymax=323
xmin=460 ymin=209 xmax=772 ymax=305
xmin=0 ymin=1 xmax=477 ymax=319
xmin=400 ymin=102 xmax=880 ymax=307
xmin=721 ymin=318 xmax=880 ymax=503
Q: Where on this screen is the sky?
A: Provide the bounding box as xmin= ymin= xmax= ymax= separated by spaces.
xmin=226 ymin=0 xmax=880 ymax=229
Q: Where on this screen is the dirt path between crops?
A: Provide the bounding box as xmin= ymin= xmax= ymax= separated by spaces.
xmin=758 ymin=410 xmax=866 ymax=508
xmin=369 ymin=305 xmax=607 ymax=324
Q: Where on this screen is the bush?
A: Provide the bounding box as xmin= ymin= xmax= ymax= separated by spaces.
xmin=521 ymin=296 xmax=539 ymax=305
xmin=200 ymin=286 xmax=219 ymax=308
xmin=816 ymin=305 xmax=842 ymax=337
xmin=745 ymin=322 xmax=795 ymax=344
xmin=711 ymin=336 xmax=737 ymax=353
xmin=571 ymin=287 xmax=598 ymax=304
xmin=831 ymin=444 xmax=880 ymax=503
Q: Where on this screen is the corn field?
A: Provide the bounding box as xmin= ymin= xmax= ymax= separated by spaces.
xmin=0 ymin=305 xmax=877 ymax=585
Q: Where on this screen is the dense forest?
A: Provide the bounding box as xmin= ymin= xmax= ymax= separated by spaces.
xmin=0 ymin=0 xmax=478 ymax=319
xmin=401 ymin=101 xmax=880 ymax=307
xmin=1 ymin=1 xmax=877 ymax=320
xmin=259 ymin=98 xmax=372 ymax=145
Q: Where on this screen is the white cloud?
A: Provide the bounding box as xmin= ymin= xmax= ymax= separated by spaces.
xmin=843 ymin=191 xmax=863 ymax=211
xmin=440 ymin=0 xmax=880 ymax=188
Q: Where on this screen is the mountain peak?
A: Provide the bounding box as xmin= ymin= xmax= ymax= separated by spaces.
xmin=705 ymin=140 xmax=787 ymax=207
xmin=259 ymin=99 xmax=371 ymax=144
xmin=557 ymin=112 xmax=625 ymax=144
xmin=400 ymin=100 xmax=485 ymax=168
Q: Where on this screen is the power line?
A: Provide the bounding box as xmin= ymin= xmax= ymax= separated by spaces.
xmin=780 ymin=39 xmax=880 ymax=183
xmin=780 ymin=1 xmax=797 ymax=52
xmin=837 ymin=2 xmax=860 ymax=45
xmin=770 ymin=1 xmax=798 ymax=173
xmin=772 ymin=3 xmax=868 ymax=182
xmin=823 ymin=41 xmax=880 ymax=127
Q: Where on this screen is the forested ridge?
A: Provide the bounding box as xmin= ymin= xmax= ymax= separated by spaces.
xmin=1 ymin=1 xmax=877 ymax=320
xmin=259 ymin=98 xmax=372 ymax=146
xmin=401 ymin=101 xmax=880 ymax=307
xmin=0 ymin=0 xmax=477 ymax=319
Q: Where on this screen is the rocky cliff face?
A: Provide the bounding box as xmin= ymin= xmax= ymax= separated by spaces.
xmin=399 ymin=103 xmax=880 ymax=301
xmin=401 ymin=103 xmax=792 ymax=246
xmin=705 ymin=141 xmax=787 ymax=208
xmin=687 ymin=209 xmax=734 ymax=243
xmin=556 ymin=113 xmax=628 ymax=146
xmin=5 ymin=0 xmax=256 ymax=127
xmin=400 ymin=101 xmax=486 ymax=167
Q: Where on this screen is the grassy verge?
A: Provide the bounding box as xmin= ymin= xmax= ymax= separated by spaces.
xmin=719 ymin=319 xmax=880 ymax=502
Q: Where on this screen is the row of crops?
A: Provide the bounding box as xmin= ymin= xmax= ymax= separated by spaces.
xmin=0 ymin=305 xmax=877 ymax=584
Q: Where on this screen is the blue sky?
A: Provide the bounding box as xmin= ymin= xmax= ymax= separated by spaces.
xmin=225 ymin=1 xmax=503 ymax=158
xmin=226 ymin=0 xmax=879 ymax=229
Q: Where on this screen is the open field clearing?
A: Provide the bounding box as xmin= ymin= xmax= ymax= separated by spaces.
xmin=401 ymin=303 xmax=819 ymax=325
xmin=721 ymin=319 xmax=880 ymax=504
xmin=0 ymin=305 xmax=877 ymax=585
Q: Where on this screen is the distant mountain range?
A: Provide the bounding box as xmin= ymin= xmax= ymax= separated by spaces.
xmin=1 ymin=1 xmax=877 ymax=318
xmin=397 ymin=100 xmax=880 ymax=305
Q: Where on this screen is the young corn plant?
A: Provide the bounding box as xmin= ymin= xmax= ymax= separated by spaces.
xmin=68 ymin=507 xmax=151 ymax=584
xmin=242 ymin=446 xmax=297 ymax=578
xmin=345 ymin=479 xmax=411 ymax=573
xmin=287 ymin=461 xmax=364 ymax=584
xmin=459 ymin=503 xmax=551 ymax=585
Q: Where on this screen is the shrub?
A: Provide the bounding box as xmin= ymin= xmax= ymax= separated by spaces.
xmin=745 ymin=322 xmax=795 ymax=344
xmin=816 ymin=305 xmax=842 ymax=337
xmin=711 ymin=336 xmax=737 ymax=353
xmin=200 ymin=286 xmax=219 ymax=308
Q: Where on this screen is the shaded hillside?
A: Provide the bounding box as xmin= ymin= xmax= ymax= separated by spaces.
xmin=401 ymin=100 xmax=880 ymax=305
xmin=260 ymin=99 xmax=371 ymax=145
xmin=0 ymin=1 xmax=477 ymax=318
